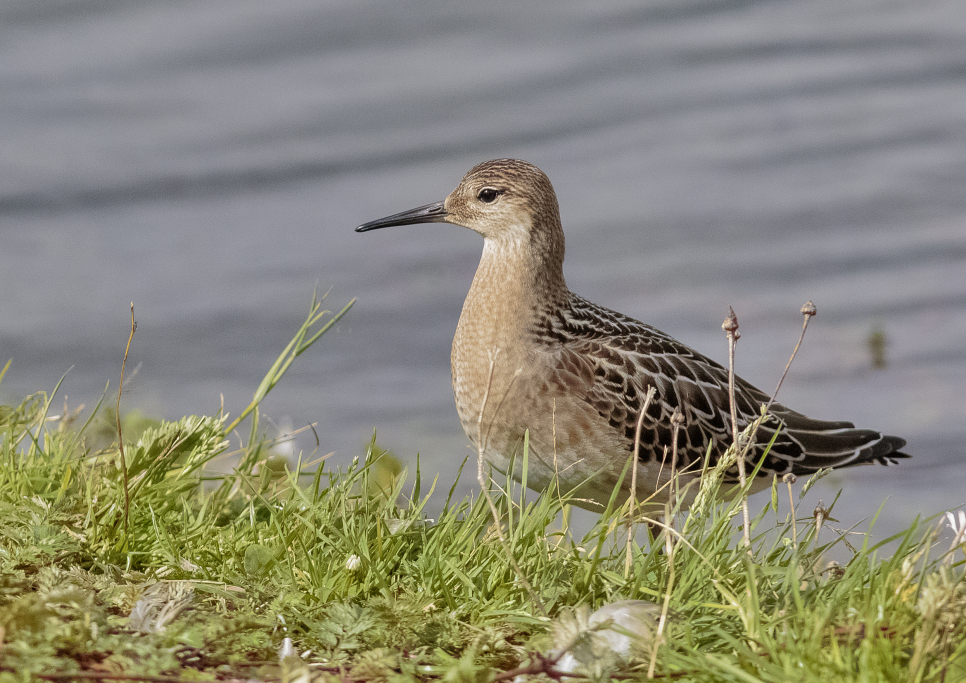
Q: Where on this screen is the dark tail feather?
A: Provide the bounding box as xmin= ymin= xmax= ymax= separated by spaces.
xmin=775 ymin=412 xmax=909 ymax=474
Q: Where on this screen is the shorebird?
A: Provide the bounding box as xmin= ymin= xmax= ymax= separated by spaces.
xmin=357 ymin=159 xmax=908 ymax=510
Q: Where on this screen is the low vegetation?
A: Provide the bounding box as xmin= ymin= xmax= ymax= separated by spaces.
xmin=0 ymin=295 xmax=963 ymax=682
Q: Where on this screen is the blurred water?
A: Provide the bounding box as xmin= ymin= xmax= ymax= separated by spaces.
xmin=2 ymin=0 xmax=964 ymax=541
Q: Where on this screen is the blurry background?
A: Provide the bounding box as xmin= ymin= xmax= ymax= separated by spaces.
xmin=2 ymin=0 xmax=963 ymax=540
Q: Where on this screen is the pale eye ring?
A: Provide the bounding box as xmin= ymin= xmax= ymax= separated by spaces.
xmin=477 ymin=187 xmax=501 ymax=203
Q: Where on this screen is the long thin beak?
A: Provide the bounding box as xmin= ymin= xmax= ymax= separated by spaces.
xmin=356 ymin=201 xmax=449 ymax=232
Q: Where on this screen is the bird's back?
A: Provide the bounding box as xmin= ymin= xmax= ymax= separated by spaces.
xmin=526 ymin=292 xmax=908 ymax=486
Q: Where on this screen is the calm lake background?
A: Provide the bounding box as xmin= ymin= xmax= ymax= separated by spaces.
xmin=2 ymin=0 xmax=964 ymax=541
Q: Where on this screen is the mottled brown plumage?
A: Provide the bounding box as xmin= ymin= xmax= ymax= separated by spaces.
xmin=357 ymin=158 xmax=908 ymax=510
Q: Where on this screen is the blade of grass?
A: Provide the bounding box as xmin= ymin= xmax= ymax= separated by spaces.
xmin=226 ymin=291 xmax=354 ymax=435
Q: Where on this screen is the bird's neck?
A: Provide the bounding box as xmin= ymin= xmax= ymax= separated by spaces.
xmin=461 ymin=232 xmax=567 ymax=345
xmin=452 ymin=229 xmax=567 ymax=418
xmin=451 ymin=225 xmax=567 ymax=445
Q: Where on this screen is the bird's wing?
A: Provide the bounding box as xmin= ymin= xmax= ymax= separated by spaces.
xmin=542 ymin=295 xmax=906 ymax=479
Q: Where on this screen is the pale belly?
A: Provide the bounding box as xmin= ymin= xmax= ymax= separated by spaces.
xmin=452 ymin=357 xmax=702 ymax=511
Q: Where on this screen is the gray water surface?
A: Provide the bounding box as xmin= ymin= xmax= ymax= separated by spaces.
xmin=2 ymin=0 xmax=964 ymax=540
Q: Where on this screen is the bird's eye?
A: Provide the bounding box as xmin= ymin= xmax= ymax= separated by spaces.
xmin=477 ymin=188 xmax=501 ymax=203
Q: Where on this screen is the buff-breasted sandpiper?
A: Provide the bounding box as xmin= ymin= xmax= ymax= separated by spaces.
xmin=357 ymin=158 xmax=908 ymax=510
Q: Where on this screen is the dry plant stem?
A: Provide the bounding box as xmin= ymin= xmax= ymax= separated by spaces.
xmin=550 ymin=399 xmax=573 ymax=544
xmin=733 ymin=302 xmax=815 ymax=475
xmin=490 ymin=655 xmax=562 ymax=682
xmin=669 ymin=408 xmax=684 ymax=514
xmin=116 ymin=303 xmax=136 ymax=546
xmin=37 ymin=671 xmax=193 ymax=683
xmin=764 ymin=301 xmax=817 ymax=415
xmin=624 ymin=385 xmax=657 ymax=576
xmin=648 ymin=514 xmax=676 ymax=678
xmin=784 ymin=473 xmax=798 ymax=550
xmin=644 ymin=408 xmax=683 ymax=678
xmin=722 ymin=307 xmax=751 ymax=549
xmin=551 ymin=398 xmax=559 ymax=501
xmin=476 ymin=350 xmax=547 ymax=618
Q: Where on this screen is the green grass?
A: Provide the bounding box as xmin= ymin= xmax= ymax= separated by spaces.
xmin=0 ymin=297 xmax=963 ymax=682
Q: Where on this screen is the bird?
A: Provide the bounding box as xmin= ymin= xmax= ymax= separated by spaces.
xmin=356 ymin=158 xmax=908 ymax=511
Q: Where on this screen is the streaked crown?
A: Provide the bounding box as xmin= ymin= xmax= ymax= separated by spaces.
xmin=443 ymin=159 xmax=563 ymax=248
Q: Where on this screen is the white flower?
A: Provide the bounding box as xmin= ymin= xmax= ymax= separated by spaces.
xmin=945 ymin=510 xmax=966 ymax=547
xmin=278 ymin=637 xmax=295 ymax=660
xmin=345 ymin=554 xmax=362 ymax=572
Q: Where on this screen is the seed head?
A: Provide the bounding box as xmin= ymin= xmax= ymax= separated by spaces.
xmin=722 ymin=306 xmax=740 ymax=340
